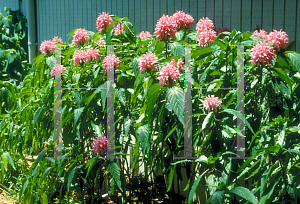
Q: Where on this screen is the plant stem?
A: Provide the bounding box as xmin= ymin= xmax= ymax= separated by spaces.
xmin=165 ymin=40 xmax=168 ymax=58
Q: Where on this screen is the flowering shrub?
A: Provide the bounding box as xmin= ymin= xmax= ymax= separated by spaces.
xmin=72 ymin=28 xmax=89 ymax=46
xmin=3 ymin=9 xmax=300 ymax=204
xmin=39 ymin=40 xmax=56 ymax=54
xmin=114 ymin=23 xmax=125 ymax=35
xmin=172 ymin=11 xmax=194 ymax=31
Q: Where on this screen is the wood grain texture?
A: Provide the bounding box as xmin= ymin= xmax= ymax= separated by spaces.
xmin=241 ymin=0 xmax=251 ymax=32
xmin=297 ymin=0 xmax=300 ymax=52
xmin=284 ymin=0 xmax=296 ymax=48
xmin=273 ymin=0 xmax=284 ymax=31
xmin=252 ymin=0 xmax=262 ymax=31
xmin=147 ymin=0 xmax=154 ymax=33
xmin=189 ymin=0 xmax=198 ymax=30
xmin=262 ymin=0 xmax=273 ymax=32
xmin=231 ymin=0 xmax=241 ymax=32
xmin=223 ymin=0 xmax=231 ymax=30
xmin=214 ymin=0 xmax=223 ymax=30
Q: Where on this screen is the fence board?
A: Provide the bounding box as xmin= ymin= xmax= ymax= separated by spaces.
xmin=252 ymin=0 xmax=262 ymax=31
xmin=128 ymin=0 xmax=135 ymax=24
xmin=223 ymin=0 xmax=231 ymax=30
xmin=262 ymin=0 xmax=273 ymax=32
xmin=160 ymin=0 xmax=167 ymax=17
xmin=285 ymin=0 xmax=296 ymax=49
xmin=111 ymin=0 xmax=117 ymax=17
xmin=60 ymin=0 xmax=65 ymax=42
xmin=241 ymin=0 xmax=251 ymax=32
xmin=273 ymin=0 xmax=284 ymax=31
xmin=134 ymin=0 xmax=141 ymax=34
xmin=65 ymin=0 xmax=71 ymax=42
xmin=153 ymin=0 xmax=160 ymax=33
xmin=231 ymin=0 xmax=241 ymax=32
xmin=168 ymin=0 xmax=174 ymax=16
xmin=189 ymin=0 xmax=198 ymax=30
xmin=147 ymin=0 xmax=154 ymax=33
xmin=214 ymin=0 xmax=222 ymax=30
xmin=175 ymin=0 xmax=181 ymax=13
xmin=106 ymin=0 xmax=112 ymax=16
xmin=140 ymin=0 xmax=146 ymax=32
xmin=297 ymin=0 xmax=300 ymax=52
xmin=205 ymin=0 xmax=214 ymax=23
xmin=123 ymin=0 xmax=129 ymax=19
xmin=182 ymin=0 xmax=189 ymax=14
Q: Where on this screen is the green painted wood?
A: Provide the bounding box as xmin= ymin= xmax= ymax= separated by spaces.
xmin=128 ymin=0 xmax=135 ymax=24
xmin=214 ymin=0 xmax=222 ymax=30
xmin=284 ymin=0 xmax=296 ymax=50
xmin=182 ymin=0 xmax=189 ymax=15
xmin=231 ymin=0 xmax=241 ymax=32
xmin=123 ymin=0 xmax=129 ymax=19
xmin=273 ymin=0 xmax=284 ymax=31
xmin=65 ymin=0 xmax=71 ymax=43
xmin=135 ymin=0 xmax=141 ymax=34
xmin=262 ymin=0 xmax=273 ymax=32
xmin=146 ymin=0 xmax=154 ymax=32
xmin=175 ymin=0 xmax=181 ymax=13
xmin=53 ymin=0 xmax=57 ymax=38
xmin=241 ymin=0 xmax=251 ymax=32
xmin=223 ymin=0 xmax=231 ymax=30
xmin=252 ymin=0 xmax=262 ymax=31
xmin=106 ymin=0 xmax=112 ymax=16
xmin=60 ymin=0 xmax=65 ymax=42
xmin=140 ymin=1 xmax=146 ymax=31
xmin=189 ymin=0 xmax=198 ymax=30
xmin=297 ymin=0 xmax=300 ymax=52
xmin=160 ymin=0 xmax=167 ymax=18
xmin=91 ymin=0 xmax=97 ymax=33
xmin=111 ymin=0 xmax=117 ymax=17
xmin=153 ymin=0 xmax=160 ymax=33
xmin=197 ymin=0 xmax=206 ymax=21
xmin=205 ymin=0 xmax=214 ymax=23
xmin=168 ymin=0 xmax=174 ymax=16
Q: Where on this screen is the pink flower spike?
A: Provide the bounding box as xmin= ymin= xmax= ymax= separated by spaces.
xmin=250 ymin=42 xmax=275 ymax=67
xmin=39 ymin=40 xmax=56 ymax=54
xmin=204 ymin=95 xmax=222 ymax=113
xmin=154 ymin=15 xmax=178 ymax=42
xmin=102 ymin=54 xmax=121 ymax=73
xmin=86 ymin=48 xmax=100 ymax=62
xmin=172 ymin=11 xmax=194 ymax=31
xmin=97 ymin=39 xmax=106 ymax=47
xmin=114 ymin=23 xmax=125 ymax=36
xmin=52 ymin=36 xmax=63 ymax=43
xmin=196 ymin=17 xmax=215 ymax=34
xmin=177 ymin=58 xmax=184 ymax=72
xmin=51 ymin=64 xmax=67 ymax=76
xmin=268 ymin=29 xmax=289 ymax=51
xmin=72 ymin=28 xmax=90 ymax=46
xmin=73 ymin=50 xmax=89 ymax=67
xmin=197 ymin=29 xmax=217 ymax=46
xmin=157 ymin=61 xmax=180 ymax=87
xmin=96 ymin=12 xmax=114 ymax=33
xmin=139 ymin=31 xmax=153 ymax=39
xmin=91 ymin=136 xmax=108 ymax=156
xmin=139 ymin=52 xmax=158 ymax=73
xmin=252 ymin=29 xmax=269 ymax=42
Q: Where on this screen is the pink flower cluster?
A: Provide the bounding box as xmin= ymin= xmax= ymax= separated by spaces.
xmin=91 ymin=136 xmax=108 ymax=155
xmin=73 ymin=48 xmax=100 ymax=67
xmin=169 ymin=58 xmax=184 ymax=72
xmin=114 ymin=23 xmax=125 ymax=36
xmin=154 ymin=15 xmax=178 ymax=42
xmin=204 ymin=95 xmax=222 ymax=113
xmin=250 ymin=42 xmax=275 ymax=66
xmin=52 ymin=36 xmax=63 ymax=43
xmin=72 ymin=28 xmax=89 ymax=46
xmin=172 ymin=11 xmax=194 ymax=31
xmin=102 ymin=54 xmax=121 ymax=73
xmin=195 ymin=17 xmax=217 ymax=46
xmin=97 ymin=39 xmax=106 ymax=47
xmin=39 ymin=36 xmax=63 ymax=54
xmin=96 ymin=12 xmax=114 ymax=33
xmin=40 ymin=40 xmax=56 ymax=54
xmin=139 ymin=31 xmax=153 ymax=39
xmin=139 ymin=52 xmax=158 ymax=73
xmin=51 ymin=64 xmax=67 ymax=76
xmin=157 ymin=61 xmax=180 ymax=87
xmin=252 ymin=29 xmax=289 ymax=51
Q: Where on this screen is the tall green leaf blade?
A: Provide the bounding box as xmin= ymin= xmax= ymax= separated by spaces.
xmin=108 ymin=162 xmax=123 ymax=192
xmin=67 ymin=166 xmax=77 ymax=191
xmin=132 ymin=56 xmax=141 ymax=78
xmin=286 ymin=52 xmax=300 ymax=73
xmin=131 ymin=140 xmax=140 ymax=173
xmin=1 ymin=152 xmax=16 ymax=170
xmin=147 ymin=83 xmax=162 ymax=123
xmin=169 ymin=42 xmax=185 ymax=57
xmin=167 ymin=166 xmax=175 ymax=191
xmin=40 ymin=166 xmax=52 ymax=185
xmin=202 ymin=112 xmax=214 ymax=130
xmin=188 ymin=169 xmax=209 ymax=204
xmin=137 ymin=124 xmax=150 ymax=157
xmin=230 ymin=186 xmax=258 ymax=204
xmin=272 ymin=68 xmax=292 ymax=88
xmin=166 ymin=86 xmax=184 ymax=125
xmin=74 ymin=107 xmax=85 ymax=129
xmin=32 ymin=148 xmax=48 ymax=170
xmin=33 ymin=107 xmax=44 ymax=131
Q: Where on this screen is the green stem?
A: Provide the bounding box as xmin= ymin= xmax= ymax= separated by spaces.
xmin=165 ymin=40 xmax=168 ymax=58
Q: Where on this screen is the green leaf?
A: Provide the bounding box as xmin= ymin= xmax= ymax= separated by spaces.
xmin=41 ymin=193 xmax=48 ymax=204
xmin=108 ymin=162 xmax=123 ymax=192
xmin=272 ymin=68 xmax=292 ymax=88
xmin=147 ymin=83 xmax=162 ymax=122
xmin=67 ymin=166 xmax=77 ymax=191
xmin=116 ymin=88 xmax=126 ymax=106
xmin=1 ymin=152 xmax=16 ymax=171
xmin=202 ymin=112 xmax=214 ymax=130
xmin=32 ymin=148 xmax=48 ymax=171
xmin=213 ymin=40 xmax=227 ymax=51
xmin=212 ymin=190 xmax=225 ymax=204
xmin=192 ymin=47 xmax=214 ymax=60
xmin=91 ymin=121 xmax=102 ymax=137
xmin=111 ymin=15 xmax=122 ymax=22
xmin=222 ymin=109 xmax=254 ymax=134
xmin=33 ymin=107 xmax=44 ymax=131
xmin=167 ymin=166 xmax=175 ymax=191
xmin=164 ymin=125 xmax=177 ymax=141
xmin=188 ymin=169 xmax=209 ymax=204
xmin=132 ymin=56 xmax=141 ymax=77
xmin=175 ymin=30 xmax=184 ymax=41
xmin=124 ymin=117 xmax=131 ymax=137
xmin=85 ymin=157 xmax=98 ymax=180
xmin=40 ymin=166 xmax=52 ymax=185
xmin=68 ymin=28 xmax=78 ymax=40
xmin=137 ymin=124 xmax=150 ymax=157
xmin=46 ymin=56 xmax=55 ymax=69
xmin=74 ymin=107 xmax=85 ymax=129
xmin=131 ymin=140 xmax=140 ymax=173
xmin=166 ymin=86 xmax=184 ymax=126
xmin=230 ymin=186 xmax=258 ymax=204
xmin=169 ymin=42 xmax=185 ymax=57
xmin=285 ymin=52 xmax=300 ymax=73
xmin=278 ymin=81 xmax=291 ymax=99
